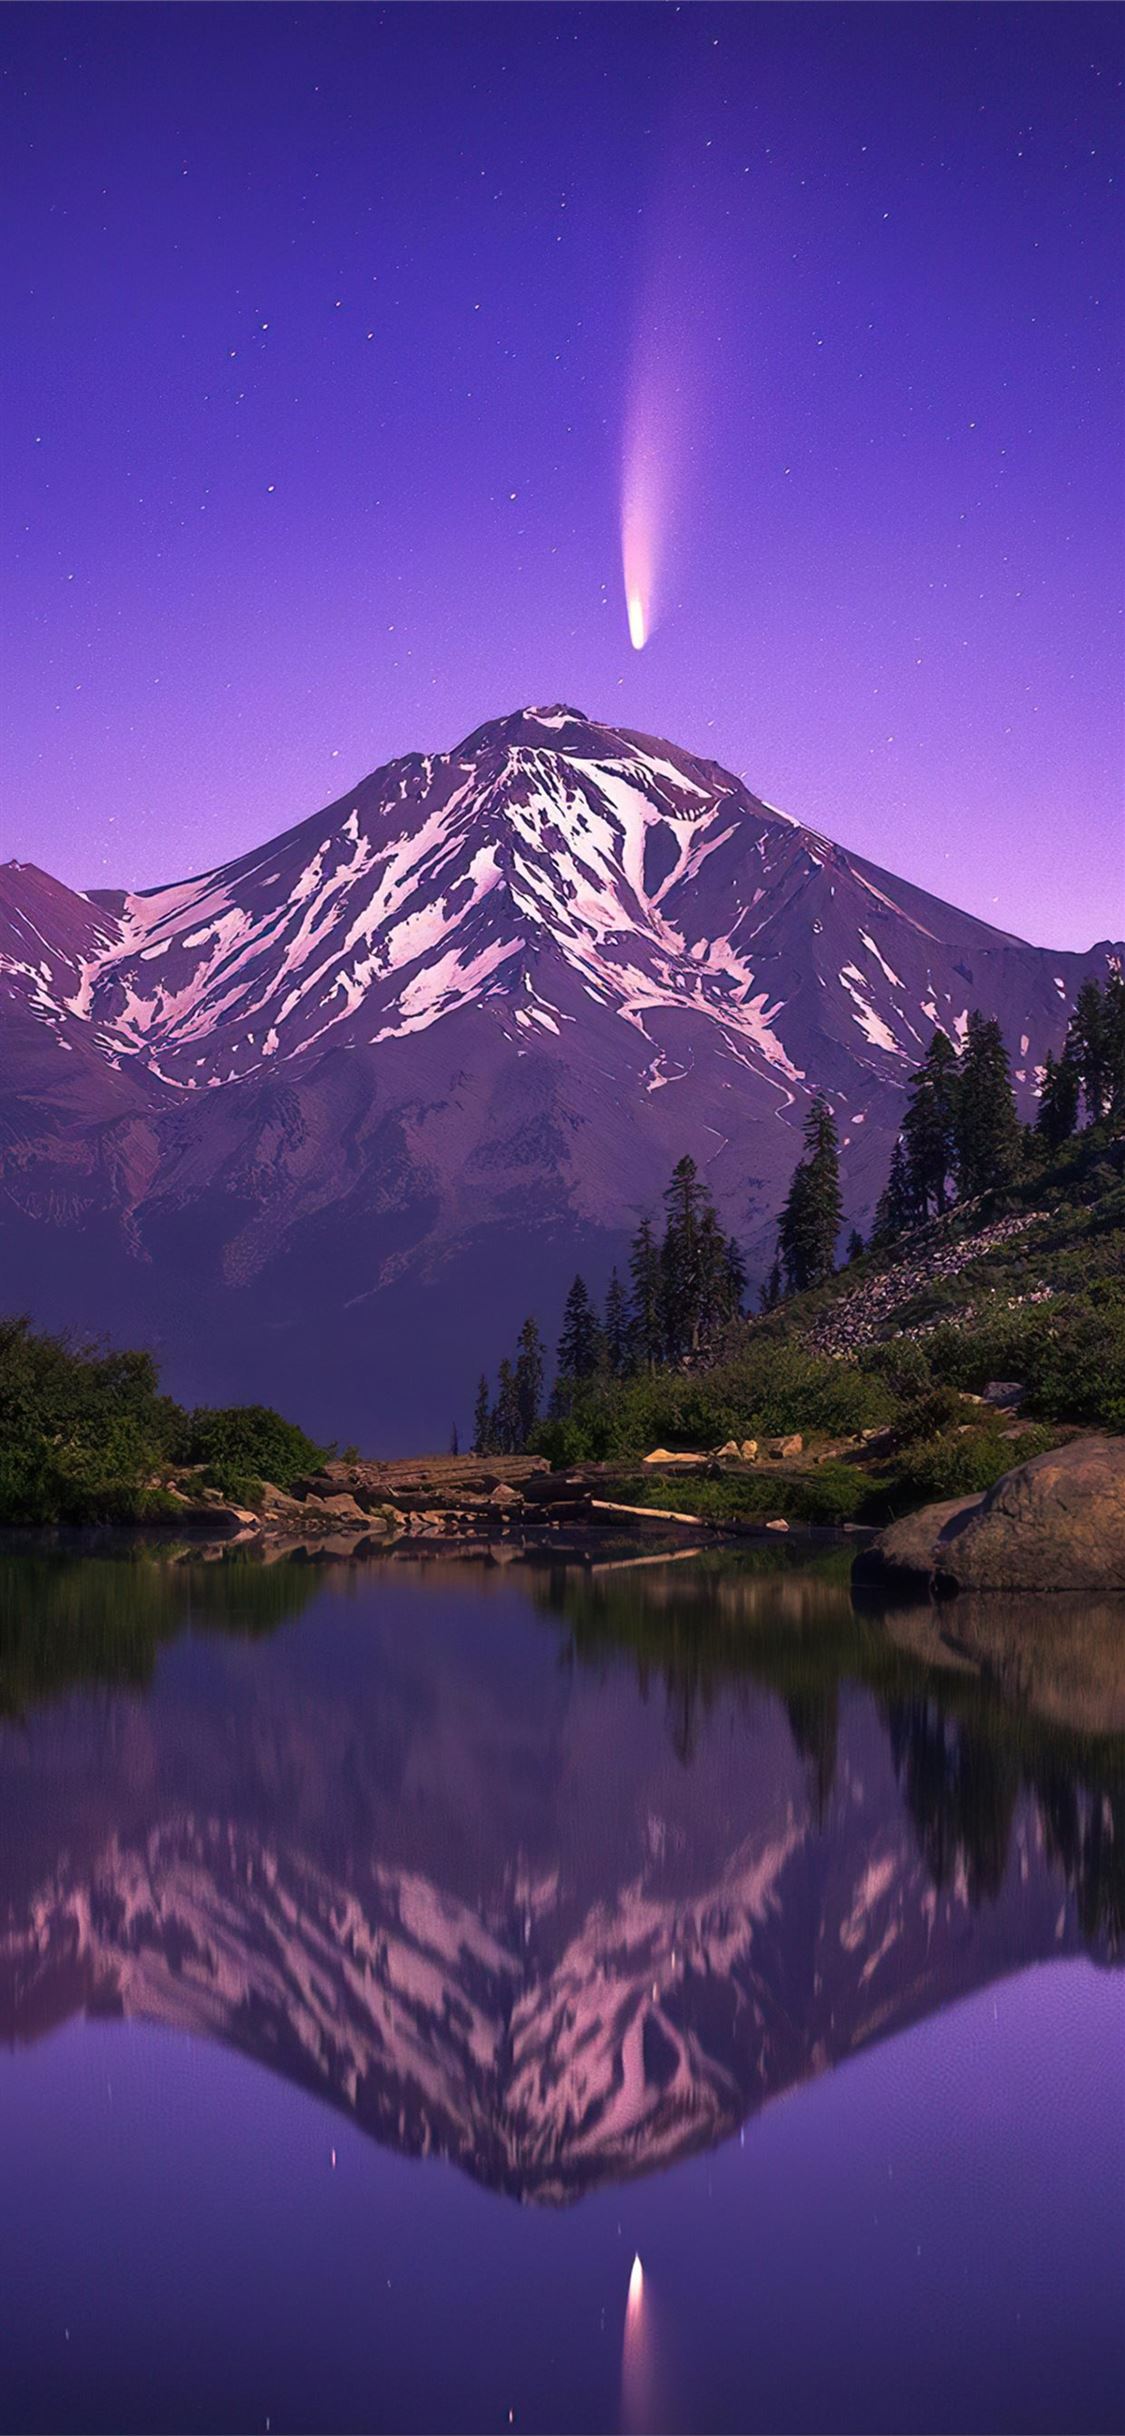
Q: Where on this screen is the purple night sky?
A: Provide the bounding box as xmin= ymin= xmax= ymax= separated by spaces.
xmin=1 ymin=3 xmax=1121 ymax=948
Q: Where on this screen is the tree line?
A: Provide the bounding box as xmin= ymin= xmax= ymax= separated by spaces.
xmin=472 ymin=972 xmax=1125 ymax=1450
xmin=473 ymin=1154 xmax=746 ymax=1453
xmin=871 ymin=972 xmax=1125 ymax=1248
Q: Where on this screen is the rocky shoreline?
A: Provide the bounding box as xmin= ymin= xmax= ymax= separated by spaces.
xmin=152 ymin=1445 xmax=868 ymax=1558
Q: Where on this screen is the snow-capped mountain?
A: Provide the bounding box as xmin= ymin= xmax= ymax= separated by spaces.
xmin=1 ymin=706 xmax=1118 ymax=1443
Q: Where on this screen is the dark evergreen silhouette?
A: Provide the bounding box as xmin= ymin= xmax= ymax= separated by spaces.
xmin=603 ymin=1269 xmax=630 ymax=1378
xmin=724 ymin=1234 xmax=748 ymax=1320
xmin=555 ymin=1275 xmax=601 ymax=1387
xmin=661 ymin=1155 xmax=710 ymax=1358
xmin=845 ymin=1227 xmax=865 ymax=1265
xmin=1036 ymin=1048 xmax=1080 ymax=1151
xmin=1068 ymin=978 xmax=1112 ymax=1121
xmin=955 ymin=1011 xmax=1022 ymax=1197
xmin=1106 ymin=973 xmax=1125 ymax=1120
xmin=759 ymin=1253 xmax=783 ymax=1313
xmin=697 ymin=1205 xmax=736 ymax=1349
xmin=872 ymin=1136 xmax=914 ymax=1246
xmin=902 ymin=1028 xmax=959 ymax=1218
xmin=513 ymin=1316 xmax=545 ymax=1446
xmin=628 ymin=1216 xmax=664 ymax=1372
xmin=777 ymin=1094 xmax=843 ymax=1291
xmin=472 ymin=1374 xmax=491 ymax=1455
xmin=490 ymin=1357 xmax=521 ymax=1455
xmin=1067 ymin=972 xmax=1125 ymax=1126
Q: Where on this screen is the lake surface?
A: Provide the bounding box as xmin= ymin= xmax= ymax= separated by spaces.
xmin=0 ymin=1539 xmax=1122 ymax=2433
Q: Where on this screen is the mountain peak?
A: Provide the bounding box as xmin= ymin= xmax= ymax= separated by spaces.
xmin=3 ymin=703 xmax=1119 ymax=1443
xmin=1 ymin=710 xmax=1115 ymax=1106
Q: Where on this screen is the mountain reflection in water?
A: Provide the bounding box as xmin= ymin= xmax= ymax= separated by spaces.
xmin=0 ymin=1542 xmax=1121 ymax=2205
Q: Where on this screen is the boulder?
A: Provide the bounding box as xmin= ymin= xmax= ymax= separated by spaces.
xmin=855 ymin=1436 xmax=1125 ymax=1595
xmin=714 ymin=1440 xmax=741 ymax=1458
xmin=768 ymin=1434 xmax=803 ymax=1460
xmin=982 ymin=1380 xmax=1025 ymax=1411
xmin=488 ymin=1482 xmax=523 ymax=1508
xmin=642 ymin=1449 xmax=706 ymax=1467
xmin=852 ymin=1495 xmax=981 ymax=1593
xmin=740 ymin=1439 xmax=758 ymax=1461
xmin=318 ymin=1491 xmax=369 ymax=1522
xmin=765 ymin=1517 xmax=790 ymax=1533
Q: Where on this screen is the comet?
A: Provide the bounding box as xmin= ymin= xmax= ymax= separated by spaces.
xmin=619 ymin=130 xmax=725 ymax=653
xmin=627 ymin=2253 xmax=644 ymax=2311
xmin=620 ymin=365 xmax=665 ymax=652
xmin=619 ymin=243 xmax=710 ymax=652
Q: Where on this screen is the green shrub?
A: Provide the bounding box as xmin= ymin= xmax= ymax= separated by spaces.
xmin=890 ymin=1385 xmax=970 ymax=1448
xmin=537 ymin=1344 xmax=895 ymax=1464
xmin=859 ymin=1339 xmax=933 ymax=1401
xmin=186 ymin=1404 xmax=328 ymax=1492
xmin=199 ymin=1465 xmax=265 ymax=1509
xmin=926 ymin=1291 xmax=1125 ymax=1431
xmin=893 ymin=1423 xmax=1057 ymax=1507
xmin=0 ymin=1317 xmax=185 ymax=1525
xmin=0 ymin=1318 xmax=327 ymax=1525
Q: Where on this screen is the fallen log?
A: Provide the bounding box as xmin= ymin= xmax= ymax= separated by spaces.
xmin=589 ymin=1497 xmax=722 ymax=1531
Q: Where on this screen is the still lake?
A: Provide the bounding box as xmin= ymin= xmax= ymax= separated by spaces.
xmin=0 ymin=1539 xmax=1122 ymax=2435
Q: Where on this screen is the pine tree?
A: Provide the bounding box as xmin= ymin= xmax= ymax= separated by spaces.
xmin=556 ymin=1275 xmax=600 ymax=1383
xmin=1069 ymin=979 xmax=1111 ymax=1121
xmin=777 ymin=1094 xmax=842 ymax=1291
xmin=955 ymin=1011 xmax=1022 ymax=1197
xmin=1035 ymin=1048 xmax=1080 ymax=1151
xmin=661 ymin=1154 xmax=710 ymax=1358
xmin=603 ymin=1269 xmax=630 ymax=1377
xmin=472 ymin=1375 xmax=491 ymax=1456
xmin=759 ymin=1254 xmax=783 ymax=1313
xmin=449 ymin=1422 xmax=460 ymax=1457
xmin=902 ymin=1028 xmax=959 ymax=1219
xmin=1105 ymin=969 xmax=1125 ymax=1120
xmin=513 ymin=1317 xmax=545 ymax=1448
xmin=491 ymin=1358 xmax=520 ymax=1455
xmin=1106 ymin=973 xmax=1125 ymax=1121
xmin=872 ymin=1137 xmax=914 ymax=1245
xmin=724 ymin=1234 xmax=747 ymax=1321
xmin=778 ymin=1162 xmax=813 ymax=1293
xmin=628 ymin=1216 xmax=664 ymax=1372
xmin=845 ymin=1227 xmax=865 ymax=1264
xmin=696 ymin=1207 xmax=734 ymax=1350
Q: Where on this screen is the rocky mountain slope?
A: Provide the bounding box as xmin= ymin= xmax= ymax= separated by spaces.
xmin=2 ymin=706 xmax=1118 ymax=1445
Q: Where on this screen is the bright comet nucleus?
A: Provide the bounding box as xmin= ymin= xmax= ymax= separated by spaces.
xmin=620 ymin=417 xmax=658 ymax=652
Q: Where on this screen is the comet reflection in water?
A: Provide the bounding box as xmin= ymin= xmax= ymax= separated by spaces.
xmin=621 ymin=2252 xmax=663 ymax=2432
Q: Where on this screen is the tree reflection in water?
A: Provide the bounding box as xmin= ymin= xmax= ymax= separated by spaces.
xmin=536 ymin=1550 xmax=1125 ymax=1958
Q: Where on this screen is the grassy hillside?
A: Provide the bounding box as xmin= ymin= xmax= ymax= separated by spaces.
xmin=530 ymin=1130 xmax=1125 ymax=1519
